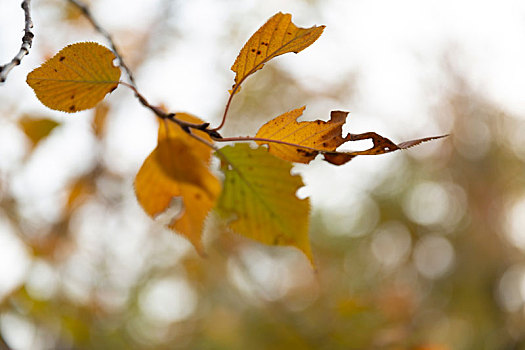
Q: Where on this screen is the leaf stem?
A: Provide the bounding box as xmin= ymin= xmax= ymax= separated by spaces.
xmin=186 ymin=130 xmax=219 ymax=151
xmin=211 ymin=84 xmax=240 ymax=131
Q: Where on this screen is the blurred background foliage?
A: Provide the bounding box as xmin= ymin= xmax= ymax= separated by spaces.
xmin=1 ymin=0 xmax=525 ymax=349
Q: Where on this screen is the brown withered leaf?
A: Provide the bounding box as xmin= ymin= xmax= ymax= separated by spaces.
xmin=230 ymin=12 xmax=324 ymax=94
xmin=256 ymin=107 xmax=448 ymax=165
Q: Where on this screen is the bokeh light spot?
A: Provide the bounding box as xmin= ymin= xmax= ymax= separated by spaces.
xmin=371 ymin=221 xmax=412 ymax=269
xmin=413 ymin=235 xmax=455 ymax=279
xmin=139 ymin=277 xmax=197 ymax=323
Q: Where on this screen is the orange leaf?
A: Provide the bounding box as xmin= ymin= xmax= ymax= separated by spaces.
xmin=134 ymin=114 xmax=221 ymax=255
xmin=26 ymin=42 xmax=121 ymax=113
xmin=157 ymin=113 xmax=213 ymax=164
xmin=65 ymin=176 xmax=96 ymax=213
xmin=92 ymin=103 xmax=110 ymax=138
xmin=255 ymin=106 xmax=347 ymax=163
xmin=18 ymin=116 xmax=60 ymax=149
xmin=230 ymin=12 xmax=324 ymax=94
xmin=256 ymin=107 xmax=448 ymax=165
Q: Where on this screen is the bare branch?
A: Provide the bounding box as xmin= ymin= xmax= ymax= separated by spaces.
xmin=67 ymin=0 xmax=137 ymax=87
xmin=118 ymin=82 xmax=222 ymax=139
xmin=0 ymin=0 xmax=34 ymax=83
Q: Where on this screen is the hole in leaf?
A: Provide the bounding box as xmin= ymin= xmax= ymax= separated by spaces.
xmin=336 ymin=139 xmax=374 ymax=152
xmin=154 ymin=197 xmax=184 ymax=227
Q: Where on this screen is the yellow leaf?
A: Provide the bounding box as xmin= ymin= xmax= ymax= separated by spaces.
xmin=255 ymin=106 xmax=347 ymax=163
xmin=18 ymin=116 xmax=60 ymax=149
xmin=92 ymin=103 xmax=110 ymax=138
xmin=256 ymin=107 xmax=448 ymax=165
xmin=134 ymin=114 xmax=221 ymax=255
xmin=230 ymin=12 xmax=324 ymax=94
xmin=216 ymin=144 xmax=313 ymax=264
xmin=157 ymin=113 xmax=213 ymax=164
xmin=26 ymin=42 xmax=121 ymax=113
xmin=65 ymin=176 xmax=95 ymax=213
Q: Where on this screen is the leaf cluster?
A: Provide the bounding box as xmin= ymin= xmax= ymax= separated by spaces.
xmin=26 ymin=12 xmax=446 ymax=265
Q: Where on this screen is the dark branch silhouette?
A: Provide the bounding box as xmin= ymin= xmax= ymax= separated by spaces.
xmin=0 ymin=0 xmax=34 ymax=83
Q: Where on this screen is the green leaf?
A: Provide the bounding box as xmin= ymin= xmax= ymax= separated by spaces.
xmin=215 ymin=144 xmax=312 ymax=264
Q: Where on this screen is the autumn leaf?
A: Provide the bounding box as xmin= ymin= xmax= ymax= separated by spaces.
xmin=134 ymin=114 xmax=221 ymax=255
xmin=230 ymin=12 xmax=324 ymax=94
xmin=26 ymin=42 xmax=121 ymax=113
xmin=92 ymin=103 xmax=110 ymax=138
xmin=215 ymin=144 xmax=313 ymax=264
xmin=65 ymin=176 xmax=96 ymax=213
xmin=18 ymin=116 xmax=60 ymax=149
xmin=255 ymin=106 xmax=347 ymax=163
xmin=256 ymin=107 xmax=448 ymax=165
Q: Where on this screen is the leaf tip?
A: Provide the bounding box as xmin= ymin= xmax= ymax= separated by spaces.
xmin=397 ymin=134 xmax=449 ymax=149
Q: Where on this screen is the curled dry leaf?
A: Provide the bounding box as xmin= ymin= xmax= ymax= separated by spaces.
xmin=256 ymin=107 xmax=448 ymax=165
xmin=215 ymin=144 xmax=313 ymax=264
xmin=26 ymin=42 xmax=121 ymax=113
xmin=230 ymin=12 xmax=324 ymax=94
xmin=135 ymin=114 xmax=221 ymax=255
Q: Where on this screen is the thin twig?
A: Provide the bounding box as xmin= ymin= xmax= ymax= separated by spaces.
xmin=67 ymin=0 xmax=137 ymax=87
xmin=118 ymin=81 xmax=222 ymax=139
xmin=187 ymin=130 xmax=219 ymax=151
xmin=0 ymin=0 xmax=34 ymax=83
xmin=119 ymin=81 xmax=168 ymax=117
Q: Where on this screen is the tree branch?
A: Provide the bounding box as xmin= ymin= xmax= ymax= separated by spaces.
xmin=67 ymin=0 xmax=137 ymax=88
xmin=0 ymin=0 xmax=34 ymax=83
xmin=70 ymin=0 xmax=224 ymax=148
xmin=118 ymin=82 xmax=222 ymax=140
